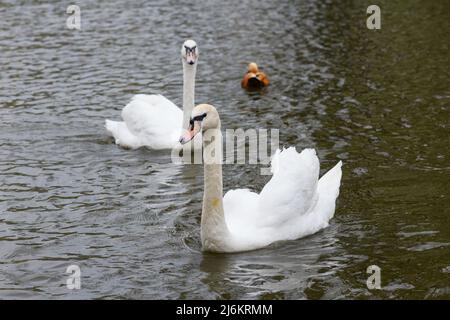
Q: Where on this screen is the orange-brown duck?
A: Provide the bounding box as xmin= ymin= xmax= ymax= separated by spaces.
xmin=241 ymin=62 xmax=269 ymax=90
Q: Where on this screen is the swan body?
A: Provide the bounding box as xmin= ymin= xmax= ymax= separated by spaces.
xmin=222 ymin=148 xmax=342 ymax=251
xmin=105 ymin=40 xmax=199 ymax=149
xmin=105 ymin=94 xmax=182 ymax=149
xmin=180 ymin=104 xmax=342 ymax=253
xmin=241 ymin=62 xmax=269 ymax=90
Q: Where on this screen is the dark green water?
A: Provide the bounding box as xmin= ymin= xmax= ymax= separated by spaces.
xmin=0 ymin=0 xmax=449 ymax=299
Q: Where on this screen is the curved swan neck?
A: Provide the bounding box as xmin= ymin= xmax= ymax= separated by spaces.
xmin=182 ymin=62 xmax=197 ymax=131
xmin=201 ymin=129 xmax=230 ymax=251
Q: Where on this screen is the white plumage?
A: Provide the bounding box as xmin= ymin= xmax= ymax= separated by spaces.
xmin=182 ymin=104 xmax=343 ymax=253
xmin=105 ymin=40 xmax=199 ymax=150
xmin=105 ymin=94 xmax=182 ymax=149
xmin=222 ymin=147 xmax=342 ymax=252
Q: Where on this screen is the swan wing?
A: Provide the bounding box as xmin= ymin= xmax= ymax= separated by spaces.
xmin=220 ymin=148 xmax=342 ymax=252
xmin=256 ymin=147 xmax=320 ymax=228
xmin=121 ymin=94 xmax=182 ymax=149
xmin=223 ymin=188 xmax=260 ymax=234
xmin=280 ymin=160 xmax=343 ymax=239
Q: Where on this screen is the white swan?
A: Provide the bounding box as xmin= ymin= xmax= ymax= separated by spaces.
xmin=105 ymin=40 xmax=199 ymax=149
xmin=180 ymin=104 xmax=343 ymax=253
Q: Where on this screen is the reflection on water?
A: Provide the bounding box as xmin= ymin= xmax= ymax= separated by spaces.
xmin=199 ymin=224 xmax=345 ymax=299
xmin=0 ymin=0 xmax=449 ymax=299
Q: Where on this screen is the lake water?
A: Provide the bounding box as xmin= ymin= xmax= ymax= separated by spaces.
xmin=0 ymin=0 xmax=449 ymax=299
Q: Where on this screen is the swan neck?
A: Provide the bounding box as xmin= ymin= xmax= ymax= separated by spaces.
xmin=201 ymin=130 xmax=230 ymax=251
xmin=182 ymin=62 xmax=196 ymax=131
xmin=203 ymin=164 xmax=223 ymax=206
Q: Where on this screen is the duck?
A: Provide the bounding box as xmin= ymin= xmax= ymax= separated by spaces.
xmin=179 ymin=104 xmax=343 ymax=253
xmin=105 ymin=40 xmax=199 ymax=149
xmin=241 ymin=62 xmax=269 ymax=90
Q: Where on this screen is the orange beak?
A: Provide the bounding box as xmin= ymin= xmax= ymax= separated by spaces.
xmin=179 ymin=120 xmax=201 ymax=144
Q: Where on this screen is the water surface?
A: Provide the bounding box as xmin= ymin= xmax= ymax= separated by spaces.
xmin=0 ymin=0 xmax=449 ymax=299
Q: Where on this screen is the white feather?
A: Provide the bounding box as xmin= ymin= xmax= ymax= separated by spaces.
xmin=105 ymin=40 xmax=199 ymax=150
xmin=222 ymin=147 xmax=342 ymax=252
xmin=105 ymin=94 xmax=182 ymax=149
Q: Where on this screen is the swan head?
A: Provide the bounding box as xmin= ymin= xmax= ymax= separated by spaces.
xmin=179 ymin=104 xmax=219 ymax=144
xmin=181 ymin=39 xmax=199 ymax=66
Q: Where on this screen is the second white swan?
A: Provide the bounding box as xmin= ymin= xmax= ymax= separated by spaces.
xmin=180 ymin=104 xmax=343 ymax=253
xmin=105 ymin=40 xmax=199 ymax=149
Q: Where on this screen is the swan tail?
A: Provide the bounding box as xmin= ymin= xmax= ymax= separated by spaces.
xmin=105 ymin=119 xmax=118 ymax=137
xmin=315 ymin=161 xmax=343 ymax=222
xmin=105 ymin=119 xmax=141 ymax=149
